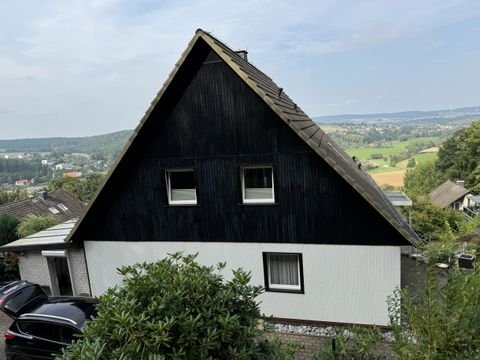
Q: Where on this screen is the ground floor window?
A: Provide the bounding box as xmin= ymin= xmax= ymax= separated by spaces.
xmin=263 ymin=252 xmax=304 ymax=293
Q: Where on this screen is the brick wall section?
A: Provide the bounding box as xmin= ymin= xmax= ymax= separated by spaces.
xmin=264 ymin=331 xmax=394 ymax=360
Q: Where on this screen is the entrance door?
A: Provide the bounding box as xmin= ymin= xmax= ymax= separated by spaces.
xmin=47 ymin=257 xmax=73 ymax=296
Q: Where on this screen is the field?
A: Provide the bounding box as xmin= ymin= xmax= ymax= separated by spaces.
xmin=344 ymin=137 xmax=440 ymax=186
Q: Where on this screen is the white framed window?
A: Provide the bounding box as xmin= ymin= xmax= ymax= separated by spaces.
xmin=263 ymin=253 xmax=303 ymax=293
xmin=166 ymin=169 xmax=197 ymax=205
xmin=241 ymin=166 xmax=274 ymax=204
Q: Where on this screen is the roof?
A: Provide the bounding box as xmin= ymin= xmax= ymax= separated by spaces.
xmin=429 ymin=180 xmax=471 ymax=208
xmin=384 ymin=191 xmax=413 ymax=207
xmin=1 ymin=218 xmax=76 ymax=252
xmin=68 ymin=29 xmax=420 ymax=246
xmin=0 ymin=190 xmax=85 ymax=222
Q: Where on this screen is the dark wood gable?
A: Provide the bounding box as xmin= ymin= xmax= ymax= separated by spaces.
xmin=70 ymin=35 xmax=411 ymax=246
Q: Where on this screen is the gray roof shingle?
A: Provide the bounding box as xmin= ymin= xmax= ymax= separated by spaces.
xmin=429 ymin=180 xmax=470 ymax=208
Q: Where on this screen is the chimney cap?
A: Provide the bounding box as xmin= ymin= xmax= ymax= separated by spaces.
xmin=41 ymin=191 xmax=48 ymax=200
xmin=456 ymin=180 xmax=465 ymax=186
xmin=235 ymin=50 xmax=248 ymax=61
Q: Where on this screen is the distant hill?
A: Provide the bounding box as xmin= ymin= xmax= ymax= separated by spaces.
xmin=313 ymin=106 xmax=480 ymax=123
xmin=0 ymin=130 xmax=133 ymax=157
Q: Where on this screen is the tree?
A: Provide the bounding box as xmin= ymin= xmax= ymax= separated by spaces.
xmin=0 ymin=214 xmax=20 ymax=246
xmin=406 ymin=157 xmax=416 ymax=168
xmin=48 ymin=173 xmax=105 ymax=202
xmin=437 ymin=121 xmax=480 ymax=189
xmin=0 ymin=188 xmax=29 ymax=206
xmin=61 ymin=253 xmax=295 ymax=360
xmin=403 ymin=161 xmax=441 ymax=197
xmin=17 ymin=215 xmax=59 ymax=238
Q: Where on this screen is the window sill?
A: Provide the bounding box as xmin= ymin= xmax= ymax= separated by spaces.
xmin=238 ymin=202 xmax=278 ymax=206
xmin=265 ymin=288 xmax=304 ymax=294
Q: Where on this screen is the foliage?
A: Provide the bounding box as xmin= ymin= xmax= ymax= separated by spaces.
xmin=437 ymin=121 xmax=480 ymax=189
xmin=406 ymin=158 xmax=416 ymax=168
xmin=60 ymin=253 xmax=295 ymax=360
xmin=0 ymin=188 xmax=29 ymax=206
xmin=0 ymin=158 xmax=50 ymax=184
xmin=0 ymin=253 xmax=20 ymax=281
xmin=0 ymin=214 xmax=20 ymax=246
xmin=17 ymin=215 xmax=59 ymax=238
xmin=407 ymin=197 xmax=462 ymax=242
xmin=48 ymin=173 xmax=104 ymax=202
xmin=388 ymin=266 xmax=480 ymax=359
xmin=313 ymin=326 xmax=384 ymax=360
xmin=403 ymin=161 xmax=441 ymax=198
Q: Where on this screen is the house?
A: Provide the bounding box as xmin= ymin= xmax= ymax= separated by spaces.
xmin=0 ymin=190 xmax=85 ymax=222
xmin=66 ymin=29 xmax=419 ymax=326
xmin=429 ymin=180 xmax=472 ymax=210
xmin=0 ymin=219 xmax=90 ymax=297
xmin=0 ymin=190 xmax=87 ymax=296
xmin=55 ymin=163 xmax=75 ymax=171
xmin=15 ymin=179 xmax=29 ymax=186
xmin=63 ymin=172 xmax=82 ymax=178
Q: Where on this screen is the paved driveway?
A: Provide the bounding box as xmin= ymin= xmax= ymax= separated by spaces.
xmin=0 ymin=312 xmax=12 ymax=360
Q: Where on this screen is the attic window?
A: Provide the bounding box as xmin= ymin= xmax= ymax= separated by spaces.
xmin=57 ymin=204 xmax=69 ymax=211
xmin=241 ymin=166 xmax=274 ymax=203
xmin=166 ymin=169 xmax=197 ymax=205
xmin=48 ymin=207 xmax=60 ymax=214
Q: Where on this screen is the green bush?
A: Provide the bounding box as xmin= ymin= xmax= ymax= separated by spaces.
xmin=388 ymin=266 xmax=480 ymax=359
xmin=0 ymin=213 xmax=20 ymax=245
xmin=313 ymin=326 xmax=384 ymax=360
xmin=60 ymin=253 xmax=295 ymax=360
xmin=17 ymin=215 xmax=59 ymax=238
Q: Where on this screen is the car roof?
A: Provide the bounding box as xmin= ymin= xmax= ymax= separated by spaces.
xmin=18 ymin=298 xmax=97 ymax=329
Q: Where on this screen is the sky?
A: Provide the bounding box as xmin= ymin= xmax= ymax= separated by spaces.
xmin=1 ymin=0 xmax=480 ymax=139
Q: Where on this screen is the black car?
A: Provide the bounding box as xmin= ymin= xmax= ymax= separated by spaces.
xmin=1 ymin=281 xmax=97 ymax=359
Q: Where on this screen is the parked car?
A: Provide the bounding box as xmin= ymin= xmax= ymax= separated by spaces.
xmin=1 ymin=281 xmax=97 ymax=359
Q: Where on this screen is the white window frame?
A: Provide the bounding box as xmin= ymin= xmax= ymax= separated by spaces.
xmin=165 ymin=169 xmax=197 ymax=205
xmin=241 ymin=166 xmax=275 ymax=204
xmin=264 ymin=252 xmax=302 ymax=292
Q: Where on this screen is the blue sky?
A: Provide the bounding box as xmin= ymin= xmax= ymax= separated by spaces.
xmin=1 ymin=0 xmax=479 ymax=138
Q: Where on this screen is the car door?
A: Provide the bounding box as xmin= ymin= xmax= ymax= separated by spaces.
xmin=0 ymin=281 xmax=48 ymax=319
xmin=8 ymin=320 xmax=65 ymax=359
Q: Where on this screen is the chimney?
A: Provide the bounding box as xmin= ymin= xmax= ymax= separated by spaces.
xmin=235 ymin=50 xmax=248 ymax=61
xmin=41 ymin=191 xmax=48 ymax=200
xmin=456 ymin=180 xmax=465 ymax=187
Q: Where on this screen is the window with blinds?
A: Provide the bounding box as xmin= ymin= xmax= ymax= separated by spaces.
xmin=263 ymin=253 xmax=303 ymax=292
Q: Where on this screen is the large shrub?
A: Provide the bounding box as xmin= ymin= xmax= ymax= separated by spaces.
xmin=0 ymin=213 xmax=20 ymax=245
xmin=388 ymin=266 xmax=480 ymax=359
xmin=61 ymin=253 xmax=295 ymax=360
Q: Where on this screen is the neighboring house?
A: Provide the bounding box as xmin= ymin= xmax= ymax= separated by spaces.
xmin=0 ymin=189 xmax=85 ymax=222
xmin=67 ymin=29 xmax=419 ymax=326
xmin=15 ymin=179 xmax=29 ymax=186
xmin=429 ymin=180 xmax=472 ymax=210
xmin=0 ymin=190 xmax=88 ymax=297
xmin=1 ymin=219 xmax=90 ymax=297
xmin=64 ymin=172 xmax=82 ymax=178
xmin=55 ymin=163 xmax=75 ymax=171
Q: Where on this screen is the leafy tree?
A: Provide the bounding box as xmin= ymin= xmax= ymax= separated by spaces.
xmin=61 ymin=253 xmax=296 ymax=360
xmin=437 ymin=121 xmax=480 ymax=189
xmin=0 ymin=188 xmax=29 ymax=205
xmin=48 ymin=173 xmax=104 ymax=202
xmin=0 ymin=214 xmax=20 ymax=246
xmin=407 ymin=197 xmax=462 ymax=242
xmin=17 ymin=215 xmax=59 ymax=238
xmin=388 ymin=266 xmax=480 ymax=359
xmin=403 ymin=161 xmax=441 ymax=197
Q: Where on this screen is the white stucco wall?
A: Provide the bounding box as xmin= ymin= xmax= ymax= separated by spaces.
xmin=68 ymin=248 xmax=91 ymax=296
xmin=84 ymin=241 xmax=400 ymax=326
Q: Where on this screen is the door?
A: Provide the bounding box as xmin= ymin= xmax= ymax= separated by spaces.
xmin=47 ymin=257 xmax=73 ymax=296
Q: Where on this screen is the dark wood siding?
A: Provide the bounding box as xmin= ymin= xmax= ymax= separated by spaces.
xmin=73 ymin=41 xmax=409 ymax=246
